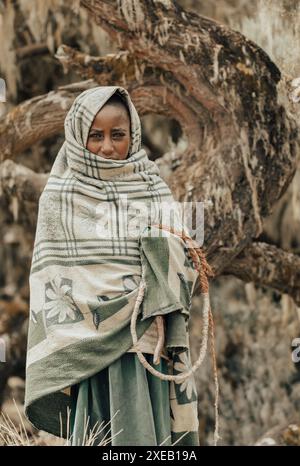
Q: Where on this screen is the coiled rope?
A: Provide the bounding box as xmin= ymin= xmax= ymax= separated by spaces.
xmin=130 ymin=223 xmax=220 ymax=445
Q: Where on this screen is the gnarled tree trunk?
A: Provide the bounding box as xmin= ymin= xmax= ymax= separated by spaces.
xmin=0 ymin=0 xmax=300 ymax=442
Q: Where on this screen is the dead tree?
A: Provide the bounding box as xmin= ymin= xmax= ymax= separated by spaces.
xmin=0 ymin=0 xmax=299 ymax=404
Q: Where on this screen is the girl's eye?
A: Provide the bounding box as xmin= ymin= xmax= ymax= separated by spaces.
xmin=90 ymin=133 xmax=125 ymax=140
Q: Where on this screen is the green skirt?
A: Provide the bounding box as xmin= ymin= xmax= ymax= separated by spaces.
xmin=69 ymin=352 xmax=200 ymax=446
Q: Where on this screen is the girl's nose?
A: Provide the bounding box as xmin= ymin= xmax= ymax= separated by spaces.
xmin=99 ymin=137 xmax=114 ymax=155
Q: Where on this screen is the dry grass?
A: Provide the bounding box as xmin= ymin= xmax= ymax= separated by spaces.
xmin=0 ymin=399 xmax=122 ymax=446
xmin=0 ymin=397 xmax=190 ymax=446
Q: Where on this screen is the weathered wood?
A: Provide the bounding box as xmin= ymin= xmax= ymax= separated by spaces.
xmin=15 ymin=43 xmax=50 ymax=59
xmin=0 ymin=80 xmax=97 ymax=162
xmin=1 ymin=0 xmax=298 ymax=278
xmin=78 ymin=0 xmax=299 ymax=275
xmin=0 ymin=160 xmax=48 ymax=203
xmin=0 ymin=2 xmax=300 ymax=441
xmin=0 ymin=0 xmax=299 ymax=295
xmin=223 ymin=242 xmax=300 ymax=306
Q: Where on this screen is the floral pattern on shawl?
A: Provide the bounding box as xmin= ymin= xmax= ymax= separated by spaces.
xmin=172 ymin=352 xmax=198 ymax=404
xmin=43 ymin=275 xmax=84 ymax=327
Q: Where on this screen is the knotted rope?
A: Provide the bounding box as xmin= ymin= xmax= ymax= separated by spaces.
xmin=130 ymin=223 xmax=220 ymax=445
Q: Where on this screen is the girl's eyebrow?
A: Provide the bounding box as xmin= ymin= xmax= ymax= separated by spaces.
xmin=90 ymin=127 xmax=127 ymax=133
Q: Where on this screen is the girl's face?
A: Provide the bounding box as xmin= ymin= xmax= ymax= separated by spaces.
xmin=86 ymin=104 xmax=131 ymax=160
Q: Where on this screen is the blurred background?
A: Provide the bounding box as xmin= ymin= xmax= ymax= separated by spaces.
xmin=0 ymin=0 xmax=300 ymax=446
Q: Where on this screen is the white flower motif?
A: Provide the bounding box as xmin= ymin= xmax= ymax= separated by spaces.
xmin=77 ymin=204 xmax=98 ymax=234
xmin=173 ymin=352 xmax=196 ymax=401
xmin=44 ymin=276 xmax=78 ymax=324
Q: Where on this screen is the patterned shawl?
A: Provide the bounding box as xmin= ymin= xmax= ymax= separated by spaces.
xmin=24 ymin=86 xmax=199 ymax=441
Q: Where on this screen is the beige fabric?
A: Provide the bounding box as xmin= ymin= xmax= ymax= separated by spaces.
xmin=127 ymin=317 xmax=170 ymax=361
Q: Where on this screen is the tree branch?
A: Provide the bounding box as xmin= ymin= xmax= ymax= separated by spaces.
xmin=0 ymin=0 xmax=298 ymax=280
xmin=55 ymin=45 xmax=148 ymax=86
xmin=0 ymin=160 xmax=48 ymax=203
xmin=223 ymin=242 xmax=300 ymax=305
xmin=0 ymin=80 xmax=98 ymax=162
xmin=15 ymin=43 xmax=50 ymax=59
xmin=78 ymin=0 xmax=299 ymax=275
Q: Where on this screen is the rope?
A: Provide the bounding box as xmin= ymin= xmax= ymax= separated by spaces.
xmin=209 ymin=307 xmax=221 ymax=445
xmin=130 ymin=223 xmax=220 ymax=445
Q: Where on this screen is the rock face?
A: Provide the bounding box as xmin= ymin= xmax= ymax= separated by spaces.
xmin=190 ymin=277 xmax=300 ymax=445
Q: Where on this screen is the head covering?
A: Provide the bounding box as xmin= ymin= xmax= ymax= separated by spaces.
xmin=24 ymin=86 xmax=199 ymax=442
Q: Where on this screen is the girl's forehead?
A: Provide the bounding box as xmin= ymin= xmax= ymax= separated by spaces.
xmin=90 ymin=105 xmax=130 ymax=128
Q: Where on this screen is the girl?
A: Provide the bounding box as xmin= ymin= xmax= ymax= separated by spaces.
xmin=24 ymin=86 xmax=200 ymax=446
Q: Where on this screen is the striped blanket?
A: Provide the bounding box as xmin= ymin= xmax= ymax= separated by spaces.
xmin=24 ymin=86 xmax=200 ymax=444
